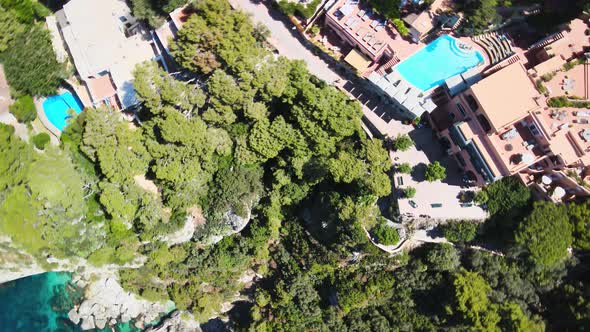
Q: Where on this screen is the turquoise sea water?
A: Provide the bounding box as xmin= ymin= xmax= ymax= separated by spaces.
xmin=0 ymin=272 xmax=141 ymax=332
xmin=42 ymin=91 xmax=84 ymax=131
xmin=395 ymin=35 xmax=484 ymax=91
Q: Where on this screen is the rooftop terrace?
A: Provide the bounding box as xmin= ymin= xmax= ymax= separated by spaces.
xmin=325 ymin=0 xmax=398 ymax=60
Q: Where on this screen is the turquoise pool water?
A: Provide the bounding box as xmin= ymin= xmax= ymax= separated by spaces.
xmin=42 ymin=91 xmax=84 ymax=131
xmin=395 ymin=35 xmax=484 ymax=91
xmin=0 ymin=272 xmax=142 ymax=332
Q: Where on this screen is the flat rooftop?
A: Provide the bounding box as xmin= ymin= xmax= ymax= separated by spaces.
xmin=469 ymin=62 xmax=541 ymax=133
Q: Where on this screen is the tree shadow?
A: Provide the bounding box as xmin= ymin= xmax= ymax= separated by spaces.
xmin=408 ymin=127 xmax=464 ymax=187
xmin=411 ymin=162 xmax=426 ymax=182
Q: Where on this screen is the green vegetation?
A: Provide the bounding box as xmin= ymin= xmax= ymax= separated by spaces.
xmin=548 ymin=96 xmax=590 ymax=108
xmin=424 ymin=161 xmax=446 ymax=182
xmin=458 ymin=0 xmax=501 ymax=35
xmin=515 ymin=202 xmax=572 ymax=267
xmin=9 ymin=95 xmax=36 ymax=123
xmin=535 ymin=79 xmax=547 ymax=94
xmin=402 ymin=186 xmax=416 ymax=198
xmin=567 ymin=200 xmax=590 ymax=251
xmin=1 ymin=1 xmax=590 ymax=331
xmin=0 ymin=123 xmax=102 ymax=258
xmin=441 ymin=220 xmax=479 ymax=243
xmin=372 ymin=220 xmax=400 ymax=245
xmin=0 ymin=1 xmax=64 ymax=96
xmin=396 ymin=162 xmax=412 ymax=174
xmin=390 ymin=133 xmax=414 ymax=151
xmin=366 ymin=0 xmax=401 ymax=20
xmin=32 ymin=132 xmax=50 ymax=150
xmin=277 ymin=0 xmax=322 ymax=19
xmin=392 ymin=18 xmax=409 ymax=37
xmin=128 ymin=0 xmax=190 ymax=27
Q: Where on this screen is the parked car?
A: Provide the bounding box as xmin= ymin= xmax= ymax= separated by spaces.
xmin=409 ymin=200 xmax=418 ymax=208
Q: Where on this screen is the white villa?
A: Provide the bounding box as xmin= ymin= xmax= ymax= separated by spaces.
xmin=47 ymin=0 xmax=164 ymax=110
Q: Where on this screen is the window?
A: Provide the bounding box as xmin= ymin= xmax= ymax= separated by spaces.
xmin=465 ymin=94 xmax=479 ymax=112
xmin=477 ymin=114 xmax=492 ymax=133
xmin=529 ymin=123 xmax=541 ymax=136
xmin=149 ymin=42 xmax=159 ymax=57
xmin=456 ymin=103 xmax=466 ymax=117
xmin=456 ymin=154 xmax=466 ymax=167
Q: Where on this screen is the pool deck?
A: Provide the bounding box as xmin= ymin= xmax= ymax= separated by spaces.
xmin=35 ymin=97 xmax=62 ymax=138
xmin=392 ymin=35 xmax=487 ymax=92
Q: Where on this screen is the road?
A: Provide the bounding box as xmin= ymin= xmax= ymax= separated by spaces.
xmin=228 ymin=0 xmax=341 ymax=84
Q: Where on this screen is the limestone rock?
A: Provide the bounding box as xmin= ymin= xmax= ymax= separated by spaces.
xmin=68 ymin=309 xmax=80 ymax=325
xmin=121 ymin=313 xmax=132 ymax=323
xmin=80 ymin=316 xmax=95 ymax=330
xmin=95 ymin=317 xmax=107 ymax=330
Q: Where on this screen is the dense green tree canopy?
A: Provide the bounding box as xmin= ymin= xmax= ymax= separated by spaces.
xmin=2 ymin=25 xmax=64 ymax=96
xmin=425 ymin=161 xmax=446 ymax=182
xmin=567 ymin=200 xmax=590 ymax=251
xmin=8 ymin=95 xmax=36 ymax=123
xmin=515 ymin=202 xmax=572 ymax=267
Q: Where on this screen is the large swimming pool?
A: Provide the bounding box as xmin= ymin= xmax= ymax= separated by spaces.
xmin=395 ymin=35 xmax=484 ymax=91
xmin=42 ymin=91 xmax=84 ymax=131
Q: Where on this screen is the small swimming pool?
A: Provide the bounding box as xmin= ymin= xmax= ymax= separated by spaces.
xmin=395 ymin=35 xmax=484 ymax=91
xmin=42 ymin=91 xmax=84 ymax=131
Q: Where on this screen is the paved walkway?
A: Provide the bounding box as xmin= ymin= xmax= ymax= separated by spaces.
xmin=0 ymin=64 xmax=12 ymax=115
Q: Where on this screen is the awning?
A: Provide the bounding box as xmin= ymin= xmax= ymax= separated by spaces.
xmin=344 ymin=49 xmax=371 ymax=72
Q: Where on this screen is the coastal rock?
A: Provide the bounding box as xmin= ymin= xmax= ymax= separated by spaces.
xmin=75 ymin=279 xmax=87 ymax=288
xmin=95 ymin=317 xmax=107 ymax=329
xmin=68 ymin=309 xmax=80 ymax=325
xmin=77 ymin=300 xmax=94 ymax=317
xmin=80 ymin=316 xmax=95 ymax=330
xmin=121 ymin=313 xmax=132 ymax=323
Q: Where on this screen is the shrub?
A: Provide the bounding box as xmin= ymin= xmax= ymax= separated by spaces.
xmin=310 ymin=25 xmax=320 ymax=36
xmin=441 ymin=220 xmax=479 ymax=243
xmin=425 ymin=161 xmax=446 ymax=182
xmin=372 ymin=220 xmax=400 ymax=246
xmin=474 ymin=190 xmax=489 ymax=205
xmin=402 ymin=187 xmax=416 ymax=198
xmin=32 ymin=132 xmax=50 ymax=150
xmin=483 ymin=177 xmax=531 ymax=217
xmin=540 ymin=72 xmax=556 ymax=82
xmin=392 ymin=18 xmax=410 ymax=37
xmin=397 ymin=162 xmax=412 ymax=174
xmin=9 ymin=95 xmax=37 ymax=123
xmin=277 ymin=0 xmax=321 ymax=19
xmin=547 ymin=96 xmax=590 ymax=108
xmin=535 ymin=79 xmax=547 ymax=94
xmin=563 ymin=61 xmax=576 ymax=71
xmin=459 ymin=190 xmax=475 ymax=203
xmin=391 ymin=134 xmax=414 ymax=151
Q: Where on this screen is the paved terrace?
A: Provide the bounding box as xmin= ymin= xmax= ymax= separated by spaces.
xmin=546 ymin=63 xmax=590 ymax=100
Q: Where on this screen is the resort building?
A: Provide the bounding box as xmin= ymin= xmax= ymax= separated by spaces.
xmin=48 ymin=0 xmax=163 ymax=110
xmin=367 ymin=71 xmax=438 ymax=118
xmin=324 ymin=0 xmax=397 ymax=69
xmin=433 ymin=61 xmax=590 ymax=201
xmin=526 ymin=17 xmax=590 ymax=78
